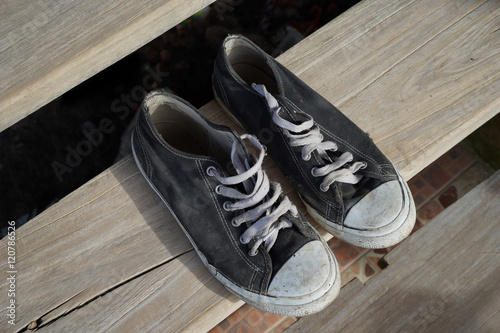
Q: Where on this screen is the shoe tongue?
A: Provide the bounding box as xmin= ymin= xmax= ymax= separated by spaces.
xmin=252 ymin=83 xmax=280 ymax=112
xmin=252 ymin=83 xmax=307 ymax=127
xmin=230 ymin=139 xmax=255 ymax=193
xmin=231 ymin=134 xmax=272 ymax=195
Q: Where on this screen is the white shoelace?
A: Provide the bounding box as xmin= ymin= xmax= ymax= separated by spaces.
xmin=252 ymin=83 xmax=366 ymax=192
xmin=207 ymin=134 xmax=297 ymax=256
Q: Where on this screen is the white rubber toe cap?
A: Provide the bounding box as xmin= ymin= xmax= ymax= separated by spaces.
xmin=344 ymin=180 xmax=403 ymax=231
xmin=268 ymin=240 xmax=331 ymax=298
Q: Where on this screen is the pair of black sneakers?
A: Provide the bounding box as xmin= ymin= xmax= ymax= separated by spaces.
xmin=131 ymin=35 xmax=416 ymax=316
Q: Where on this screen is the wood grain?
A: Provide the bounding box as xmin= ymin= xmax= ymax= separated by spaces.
xmin=280 ymin=0 xmax=500 ymax=179
xmin=39 ymin=251 xmax=242 ymax=333
xmin=0 ymin=157 xmax=195 ymax=331
xmin=0 ymin=0 xmax=498 ymax=331
xmin=0 ymin=0 xmax=215 ymax=132
xmin=285 ymin=170 xmax=500 ymax=333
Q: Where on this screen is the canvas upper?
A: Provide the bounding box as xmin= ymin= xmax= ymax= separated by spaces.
xmin=213 ymin=35 xmax=416 ymax=248
xmin=131 ymin=90 xmax=340 ymax=315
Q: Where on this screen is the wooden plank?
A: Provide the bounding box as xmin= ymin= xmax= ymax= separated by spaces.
xmin=0 ymin=0 xmax=499 ymax=331
xmin=0 ymin=0 xmax=216 ymax=132
xmin=39 ymin=251 xmax=242 ymax=333
xmin=280 ymin=0 xmax=500 ymax=179
xmin=285 ymin=170 xmax=500 ymax=333
xmin=0 ymin=157 xmax=195 ymax=331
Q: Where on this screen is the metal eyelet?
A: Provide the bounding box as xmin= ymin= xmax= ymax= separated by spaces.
xmin=223 ymin=201 xmax=232 ymax=211
xmin=361 ymin=161 xmax=368 ymax=169
xmin=248 ymin=250 xmax=257 ymax=257
xmin=311 ymin=167 xmax=319 ymax=177
xmin=302 ymin=154 xmax=311 ymax=161
xmin=215 ymin=185 xmax=223 ymax=194
xmin=231 ymin=218 xmax=239 ymax=227
xmin=239 ymin=235 xmax=248 ymax=244
xmin=206 ymin=166 xmax=217 ymax=176
xmin=319 ymin=183 xmax=329 ymax=192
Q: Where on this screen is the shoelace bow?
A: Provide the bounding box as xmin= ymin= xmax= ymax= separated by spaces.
xmin=207 ymin=134 xmax=297 ymax=256
xmin=252 ymin=83 xmax=366 ymax=192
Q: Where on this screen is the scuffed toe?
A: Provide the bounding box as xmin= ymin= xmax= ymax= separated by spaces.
xmin=268 ymin=240 xmax=331 ymax=298
xmin=303 ymin=172 xmax=416 ymax=249
xmin=344 ymin=180 xmax=404 ymax=231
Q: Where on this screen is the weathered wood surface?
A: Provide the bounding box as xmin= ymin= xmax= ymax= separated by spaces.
xmin=286 ymin=170 xmax=500 ymax=333
xmin=39 ymin=251 xmax=241 ymax=332
xmin=0 ymin=0 xmax=499 ymax=331
xmin=0 ymin=0 xmax=216 ymax=133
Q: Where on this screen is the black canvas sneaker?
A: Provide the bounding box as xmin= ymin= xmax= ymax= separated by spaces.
xmin=131 ymin=90 xmax=340 ymax=316
xmin=213 ymin=35 xmax=416 ymax=248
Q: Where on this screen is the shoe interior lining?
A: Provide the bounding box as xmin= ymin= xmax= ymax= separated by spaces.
xmin=148 ymin=95 xmax=233 ymax=165
xmin=226 ymin=38 xmax=279 ymax=94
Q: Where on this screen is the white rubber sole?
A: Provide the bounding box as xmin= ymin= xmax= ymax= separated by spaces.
xmin=303 ymin=169 xmax=416 ymax=249
xmin=131 ymin=136 xmax=340 ymax=316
